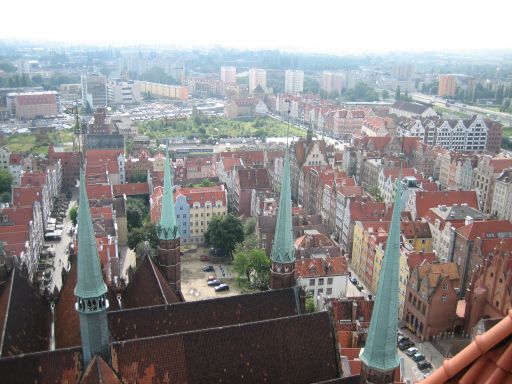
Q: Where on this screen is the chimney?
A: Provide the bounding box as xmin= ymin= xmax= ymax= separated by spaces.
xmin=465 ymin=216 xmax=474 ymax=226
xmin=351 ymin=301 xmax=359 ymax=322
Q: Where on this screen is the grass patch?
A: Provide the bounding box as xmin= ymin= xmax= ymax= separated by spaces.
xmin=5 ymin=129 xmax=75 ymax=155
xmin=503 ymin=127 xmax=512 ymax=137
xmin=137 ymin=116 xmax=304 ymax=143
xmin=434 ymin=106 xmax=470 ymax=119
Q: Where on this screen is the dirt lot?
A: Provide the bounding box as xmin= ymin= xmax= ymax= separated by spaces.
xmin=181 ymin=245 xmax=241 ymax=301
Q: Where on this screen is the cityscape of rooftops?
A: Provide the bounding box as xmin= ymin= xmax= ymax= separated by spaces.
xmin=0 ymin=1 xmax=511 ymax=383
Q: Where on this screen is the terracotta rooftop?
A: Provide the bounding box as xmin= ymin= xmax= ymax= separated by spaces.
xmin=237 ymin=168 xmax=271 ymax=190
xmin=109 ymin=288 xmax=298 ymax=342
xmin=295 ymin=230 xmax=338 ymax=249
xmin=121 ymin=255 xmax=180 ymax=309
xmin=295 ymin=256 xmax=348 ymax=278
xmin=112 ymin=182 xmax=149 ymax=196
xmin=81 ymin=355 xmax=121 ymax=384
xmin=86 ymin=184 xmax=113 ymax=201
xmin=456 ymin=220 xmax=512 ymax=241
xmin=414 ymin=191 xmax=479 ymax=218
xmin=12 ymin=186 xmax=43 ymax=206
xmin=489 ymin=158 xmax=512 ymax=173
xmin=0 ymin=269 xmax=51 ymax=357
xmin=110 ymin=312 xmax=339 ymax=383
xmin=220 ymin=156 xmax=242 ymax=172
xmin=406 ymin=251 xmax=437 ymax=271
xmin=420 ymin=310 xmax=512 ymax=384
xmin=16 ymin=93 xmax=56 ymax=106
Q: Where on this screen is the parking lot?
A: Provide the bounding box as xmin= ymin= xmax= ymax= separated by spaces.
xmin=180 ymin=245 xmax=241 ymax=301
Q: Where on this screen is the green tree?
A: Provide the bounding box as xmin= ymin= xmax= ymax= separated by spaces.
xmin=199 ymin=178 xmax=215 ymax=187
xmin=381 ymin=90 xmax=389 ymax=100
xmin=0 ymin=191 xmax=10 ymax=204
xmin=395 ymin=85 xmax=401 ymax=101
xmin=0 ymin=169 xmax=13 ymax=195
xmin=233 ymin=248 xmax=270 ymax=290
xmin=204 ymin=214 xmax=244 ymax=257
xmin=244 ymin=217 xmax=256 ymax=235
xmin=69 ymin=207 xmax=78 ymax=226
xmin=127 ymin=222 xmax=158 ymax=250
xmin=305 ymin=295 xmax=316 ymax=313
xmin=127 ymin=204 xmax=143 ymax=230
xmin=368 ymin=186 xmax=384 ymax=202
xmin=496 ymin=85 xmax=504 ymax=105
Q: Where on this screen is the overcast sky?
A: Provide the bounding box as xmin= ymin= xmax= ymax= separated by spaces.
xmin=2 ymin=0 xmax=511 ymax=54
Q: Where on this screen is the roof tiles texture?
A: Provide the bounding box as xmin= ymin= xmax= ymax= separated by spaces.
xmin=415 ymin=191 xmax=479 ymax=218
xmin=81 ymin=355 xmax=122 ymax=384
xmin=109 ymin=288 xmax=298 ymax=341
xmin=420 ymin=310 xmax=512 ymax=384
xmin=0 ymin=269 xmax=51 ymax=357
xmin=111 ymin=312 xmax=339 ymax=384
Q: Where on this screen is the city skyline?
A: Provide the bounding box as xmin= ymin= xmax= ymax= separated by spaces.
xmin=2 ymin=0 xmax=512 ymax=54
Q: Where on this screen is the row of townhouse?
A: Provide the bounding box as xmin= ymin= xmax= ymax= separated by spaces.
xmin=397 ymin=115 xmax=502 ymax=154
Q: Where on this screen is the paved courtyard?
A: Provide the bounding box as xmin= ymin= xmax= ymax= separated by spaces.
xmin=181 ymin=245 xmax=241 ymax=301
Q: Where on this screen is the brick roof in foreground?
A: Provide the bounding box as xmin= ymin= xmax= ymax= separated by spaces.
xmin=420 ymin=310 xmax=512 ymax=384
xmin=109 ymin=288 xmax=298 ymax=341
xmin=110 ymin=312 xmax=339 ymax=384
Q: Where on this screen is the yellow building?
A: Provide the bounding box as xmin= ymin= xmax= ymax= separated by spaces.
xmin=351 ymin=221 xmax=366 ymax=277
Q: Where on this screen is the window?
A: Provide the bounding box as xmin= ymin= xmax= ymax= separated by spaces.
xmin=443 ymin=283 xmax=448 ymax=290
xmin=317 ymin=288 xmax=324 ymax=294
xmin=310 ymin=279 xmax=315 ymax=286
xmin=326 ymin=288 xmax=332 ymax=295
xmin=318 ymin=278 xmax=324 ymax=285
xmin=309 ymin=289 xmax=314 ymax=296
xmin=327 ymin=277 xmax=333 ymax=285
xmin=441 ymin=296 xmax=447 ymax=302
xmin=496 ymin=301 xmax=500 ymax=306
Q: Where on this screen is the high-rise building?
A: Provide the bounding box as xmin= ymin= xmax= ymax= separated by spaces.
xmin=81 ymin=74 xmax=107 ymax=109
xmin=220 ymin=66 xmax=236 ymax=84
xmin=107 ymin=80 xmax=141 ymax=105
xmin=6 ymin=91 xmax=60 ymax=119
xmin=392 ymin=63 xmax=414 ymax=80
xmin=284 ymin=70 xmax=304 ymax=94
xmin=438 ymin=75 xmax=457 ymax=97
xmin=322 ymin=71 xmax=344 ymax=94
xmin=249 ymin=68 xmax=266 ymax=94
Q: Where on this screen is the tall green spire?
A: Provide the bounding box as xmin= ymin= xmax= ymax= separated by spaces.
xmin=270 ymin=149 xmax=294 ymax=263
xmin=158 ymin=147 xmax=179 ymax=240
xmin=360 ymin=176 xmax=402 ymax=372
xmin=74 ymin=169 xmax=107 ymax=298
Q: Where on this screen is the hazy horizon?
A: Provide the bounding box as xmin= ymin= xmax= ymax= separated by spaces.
xmin=2 ymin=0 xmax=512 ymax=55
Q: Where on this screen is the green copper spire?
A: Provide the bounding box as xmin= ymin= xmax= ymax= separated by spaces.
xmin=360 ymin=177 xmax=402 ymax=372
xmin=74 ymin=169 xmax=107 ymax=298
xmin=158 ymin=147 xmax=180 ymax=240
xmin=270 ymin=149 xmax=294 ymax=263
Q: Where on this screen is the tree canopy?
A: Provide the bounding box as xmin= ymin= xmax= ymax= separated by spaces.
xmin=0 ymin=169 xmax=13 ymax=196
xmin=233 ymin=248 xmax=270 ymax=290
xmin=204 ymin=214 xmax=244 ymax=257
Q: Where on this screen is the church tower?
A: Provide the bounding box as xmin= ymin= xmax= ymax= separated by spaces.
xmin=270 ymin=147 xmax=295 ymax=289
xmin=156 ymin=148 xmax=181 ymax=292
xmin=359 ymin=177 xmax=402 ymax=383
xmin=75 ymin=169 xmax=110 ymax=366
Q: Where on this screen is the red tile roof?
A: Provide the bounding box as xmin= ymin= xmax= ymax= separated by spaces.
xmin=382 ymin=167 xmax=417 ymax=180
xmin=349 ymin=200 xmax=390 ymax=221
xmin=237 ymin=168 xmax=271 ymax=190
xmin=16 ymin=93 xmax=56 ymax=105
xmin=221 ymin=157 xmax=242 ymax=172
xmin=86 ymin=149 xmax=124 ymax=164
xmin=12 ymin=187 xmax=43 ymax=206
xmin=0 ymin=206 xmax=33 ymax=226
xmin=175 ymin=185 xmax=227 ymax=206
xmin=415 ymin=191 xmax=479 ymax=218
xmin=406 ymin=251 xmax=437 ymax=271
xmin=86 ymin=184 xmax=113 ymax=200
xmin=112 ymin=182 xmax=149 ymax=196
xmin=295 ymin=256 xmax=348 ymax=278
xmin=489 ymin=158 xmax=512 ymax=173
xmin=456 ymin=220 xmax=512 ymax=240
xmin=19 ymin=173 xmax=46 ymax=187
xmin=9 ymin=154 xmax=22 ymax=166
xmin=81 ymin=355 xmax=122 ymax=384
xmin=420 ymin=309 xmax=512 ymax=384
xmin=54 ymin=261 xmax=80 ymax=349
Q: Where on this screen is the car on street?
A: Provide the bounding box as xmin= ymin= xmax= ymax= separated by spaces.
xmin=356 ymin=284 xmax=364 ymax=291
xmin=398 ymin=340 xmax=415 ymax=350
xmin=207 ymin=279 xmax=222 ymax=286
xmin=405 ymin=347 xmax=418 ymax=356
xmin=200 ymin=255 xmax=209 ymax=261
xmin=412 ymin=353 xmax=426 ymax=362
xmin=349 ymin=276 xmax=357 ymax=285
xmin=202 ymin=265 xmax=214 ymax=272
xmin=397 ymin=335 xmax=409 ymax=344
xmin=215 ymin=283 xmax=229 ymax=292
xmin=206 ymin=276 xmax=217 ymax=282
xmin=417 ymin=361 xmax=432 ymax=370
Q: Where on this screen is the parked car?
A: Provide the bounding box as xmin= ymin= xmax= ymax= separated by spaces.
xmin=206 ymin=276 xmax=217 ymax=282
xmin=349 ymin=277 xmax=358 ymax=285
xmin=398 ymin=340 xmax=415 ymax=350
xmin=405 ymin=347 xmax=418 ymax=356
xmin=202 ymin=265 xmax=215 ymax=272
xmin=207 ymin=279 xmax=222 ymax=287
xmin=397 ymin=336 xmax=409 ymax=344
xmin=200 ymin=255 xmax=209 ymax=262
xmin=412 ymin=353 xmax=426 ymax=362
xmin=417 ymin=361 xmax=432 ymax=370
xmin=356 ymin=284 xmax=364 ymax=291
xmin=215 ymin=283 xmax=230 ymax=292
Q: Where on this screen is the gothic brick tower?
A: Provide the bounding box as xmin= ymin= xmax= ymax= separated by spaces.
xmin=156 ymin=148 xmax=181 ymax=293
xmin=270 ymin=146 xmax=295 ymax=289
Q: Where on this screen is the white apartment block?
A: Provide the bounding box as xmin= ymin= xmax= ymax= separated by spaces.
xmin=249 ymin=68 xmax=266 ymax=93
xmin=285 ymin=70 xmax=304 ymax=94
